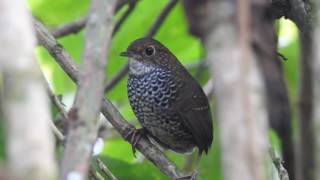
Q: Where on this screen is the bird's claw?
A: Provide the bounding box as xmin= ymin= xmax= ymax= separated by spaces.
xmin=175 ymin=171 xmax=198 ymax=180
xmin=124 ymin=128 xmax=146 ymax=157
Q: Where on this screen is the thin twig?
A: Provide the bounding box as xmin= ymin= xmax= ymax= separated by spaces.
xmin=52 ymin=16 xmax=87 ymax=38
xmin=89 ymin=168 xmax=105 ymax=180
xmin=47 ymin=89 xmax=68 ymax=120
xmin=145 ymin=0 xmax=179 ymax=37
xmin=51 ymin=0 xmax=133 ymax=39
xmin=34 ymin=16 xmax=182 ymax=180
xmin=104 ymin=0 xmax=179 ymax=93
xmin=96 ymin=158 xmax=118 ymax=180
xmin=104 ymin=63 xmax=129 ymax=93
xmin=46 ymin=82 xmax=117 ymax=180
xmin=269 ymin=148 xmax=290 ymax=180
xmin=277 ymin=52 xmax=288 ymax=61
xmin=50 ymin=120 xmax=65 ymax=142
xmin=112 ymin=0 xmax=138 ymax=36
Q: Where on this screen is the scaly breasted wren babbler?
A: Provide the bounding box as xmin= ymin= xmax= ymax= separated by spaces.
xmin=120 ymin=38 xmax=213 ymax=155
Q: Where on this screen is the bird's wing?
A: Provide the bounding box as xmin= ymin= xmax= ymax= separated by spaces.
xmin=176 ymin=80 xmax=213 ymax=155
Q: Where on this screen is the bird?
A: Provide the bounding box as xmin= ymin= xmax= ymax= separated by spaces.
xmin=120 ymin=37 xmax=213 ymax=156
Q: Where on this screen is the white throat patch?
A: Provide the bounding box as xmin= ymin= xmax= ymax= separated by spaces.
xmin=129 ymin=58 xmax=155 ymax=75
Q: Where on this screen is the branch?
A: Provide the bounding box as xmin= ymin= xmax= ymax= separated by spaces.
xmin=288 ymin=0 xmax=312 ymax=34
xmin=269 ymin=148 xmax=289 ymax=180
xmin=51 ymin=0 xmax=135 ymax=39
xmin=271 ymin=0 xmax=312 ymax=34
xmin=34 ymin=12 xmax=182 ymax=180
xmin=34 ymin=20 xmax=79 ymax=82
xmin=0 ymin=0 xmax=57 ymax=179
xmin=52 ymin=16 xmax=87 ymax=38
xmin=104 ymin=0 xmax=179 ymax=93
xmin=47 ymin=88 xmax=68 ymax=121
xmin=112 ymin=0 xmax=138 ymax=36
xmin=61 ymin=0 xmax=117 ymax=179
xmin=312 ymin=0 xmax=320 ymax=179
xmin=104 ymin=63 xmax=129 ymax=92
xmin=145 ymin=0 xmax=179 ymax=37
xmin=96 ymin=158 xmax=118 ymax=180
xmin=297 ymin=29 xmax=314 ymax=180
xmin=46 ymin=84 xmax=117 ymax=180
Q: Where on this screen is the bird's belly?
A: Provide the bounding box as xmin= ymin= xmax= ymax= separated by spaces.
xmin=129 ymin=94 xmax=195 ymax=153
xmin=128 ymin=74 xmax=195 ymax=153
xmin=144 ymin=107 xmax=195 ymax=153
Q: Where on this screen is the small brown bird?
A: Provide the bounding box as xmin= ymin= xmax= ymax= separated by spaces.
xmin=121 ymin=38 xmax=213 ymax=155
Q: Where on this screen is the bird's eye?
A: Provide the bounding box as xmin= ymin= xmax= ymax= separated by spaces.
xmin=145 ymin=46 xmax=155 ymax=56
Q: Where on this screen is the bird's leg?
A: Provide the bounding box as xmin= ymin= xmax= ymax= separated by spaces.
xmin=124 ymin=128 xmax=146 ymax=157
xmin=174 ymin=170 xmax=198 ymax=180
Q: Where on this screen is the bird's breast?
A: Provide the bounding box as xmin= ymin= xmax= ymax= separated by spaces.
xmin=127 ymin=68 xmax=179 ymax=111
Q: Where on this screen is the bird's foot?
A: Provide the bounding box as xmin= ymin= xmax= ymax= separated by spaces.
xmin=124 ymin=128 xmax=146 ymax=157
xmin=175 ymin=171 xmax=198 ymax=180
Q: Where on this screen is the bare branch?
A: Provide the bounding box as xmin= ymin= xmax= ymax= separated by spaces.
xmin=61 ymin=0 xmax=117 ymax=179
xmin=47 ymin=88 xmax=68 ymax=120
xmin=89 ymin=168 xmax=104 ymax=180
xmin=313 ymin=1 xmax=320 ymax=180
xmin=112 ymin=0 xmax=138 ymax=36
xmin=96 ymin=158 xmax=118 ymax=180
xmin=52 ymin=16 xmax=87 ymax=38
xmin=51 ymin=0 xmax=135 ymax=39
xmin=34 ymin=9 xmax=182 ymax=180
xmin=46 ymin=84 xmax=118 ymax=180
xmin=34 ymin=20 xmax=80 ymax=82
xmin=269 ymin=148 xmax=289 ymax=180
xmin=296 ymin=32 xmax=314 ymax=180
xmin=104 ymin=63 xmax=129 ymax=93
xmin=272 ymin=0 xmax=312 ymax=34
xmin=0 ymin=0 xmax=57 ymax=179
xmin=145 ymin=0 xmax=179 ymax=37
xmin=288 ymin=0 xmax=312 ymax=34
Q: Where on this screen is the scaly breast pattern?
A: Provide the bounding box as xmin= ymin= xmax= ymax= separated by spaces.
xmin=127 ymin=68 xmax=195 ymax=153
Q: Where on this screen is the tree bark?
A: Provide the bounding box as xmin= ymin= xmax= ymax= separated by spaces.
xmin=204 ymin=0 xmax=269 ymax=180
xmin=61 ymin=0 xmax=116 ymax=179
xmin=312 ymin=0 xmax=320 ymax=179
xmin=0 ymin=0 xmax=57 ymax=179
xmin=297 ymin=32 xmax=314 ymax=180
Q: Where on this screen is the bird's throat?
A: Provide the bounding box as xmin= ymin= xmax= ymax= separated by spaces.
xmin=129 ymin=58 xmax=155 ymax=75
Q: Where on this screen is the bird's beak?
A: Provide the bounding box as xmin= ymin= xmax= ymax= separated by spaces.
xmin=120 ymin=51 xmax=133 ymax=57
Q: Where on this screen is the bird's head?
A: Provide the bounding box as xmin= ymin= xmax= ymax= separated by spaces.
xmin=120 ymin=37 xmax=175 ymax=68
